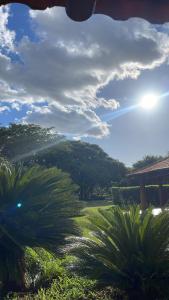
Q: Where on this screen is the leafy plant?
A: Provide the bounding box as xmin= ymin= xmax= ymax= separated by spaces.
xmin=111 ymin=185 xmax=169 ymax=207
xmin=6 ymin=276 xmax=96 ymax=300
xmin=7 ymin=277 xmax=125 ymax=300
xmin=25 ymin=248 xmax=71 ymax=289
xmin=0 ymin=162 xmax=80 ymax=294
xmin=35 ymin=276 xmax=96 ymax=300
xmin=68 ymin=206 xmax=169 ymax=300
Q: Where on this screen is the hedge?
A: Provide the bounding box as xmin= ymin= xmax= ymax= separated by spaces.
xmin=111 ymin=185 xmax=169 ymax=207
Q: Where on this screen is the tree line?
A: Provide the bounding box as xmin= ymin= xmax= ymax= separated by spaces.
xmin=0 ymin=124 xmax=165 ymax=200
xmin=0 ymin=124 xmax=126 ymax=200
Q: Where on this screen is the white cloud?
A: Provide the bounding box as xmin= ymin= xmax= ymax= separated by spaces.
xmin=1 ymin=7 xmax=169 ymax=137
xmin=0 ymin=105 xmax=10 ymax=113
xmin=0 ymin=7 xmax=15 ymax=52
xmin=11 ymin=102 xmax=21 ymax=111
xmin=24 ymin=104 xmax=109 ymax=138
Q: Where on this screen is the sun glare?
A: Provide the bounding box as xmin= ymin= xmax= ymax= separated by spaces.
xmin=140 ymin=93 xmax=158 ymax=110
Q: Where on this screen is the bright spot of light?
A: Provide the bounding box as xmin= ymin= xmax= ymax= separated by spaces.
xmin=153 ymin=208 xmax=162 ymax=216
xmin=17 ymin=203 xmax=22 ymax=208
xmin=140 ymin=93 xmax=158 ymax=110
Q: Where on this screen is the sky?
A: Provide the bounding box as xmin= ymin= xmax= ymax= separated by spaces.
xmin=0 ymin=4 xmax=169 ymax=166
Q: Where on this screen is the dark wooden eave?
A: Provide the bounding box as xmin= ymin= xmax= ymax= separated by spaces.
xmin=1 ymin=0 xmax=169 ymax=23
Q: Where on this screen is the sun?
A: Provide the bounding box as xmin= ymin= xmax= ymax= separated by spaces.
xmin=140 ymin=93 xmax=158 ymax=110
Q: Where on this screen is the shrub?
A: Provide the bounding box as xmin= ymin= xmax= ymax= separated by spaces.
xmin=67 ymin=206 xmax=169 ymax=300
xmin=0 ymin=163 xmax=80 ymax=294
xmin=7 ymin=249 xmax=126 ymax=300
xmin=35 ymin=276 xmax=95 ymax=300
xmin=6 ymin=277 xmax=126 ymax=300
xmin=6 ymin=276 xmax=96 ymax=300
xmin=25 ymin=248 xmax=72 ymax=289
xmin=111 ymin=185 xmax=169 ymax=207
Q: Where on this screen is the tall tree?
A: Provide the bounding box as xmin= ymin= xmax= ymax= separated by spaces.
xmin=0 ymin=124 xmax=126 ymax=200
xmin=0 ymin=162 xmax=80 ymax=294
xmin=0 ymin=124 xmax=63 ymax=162
xmin=33 ymin=141 xmax=127 ymax=200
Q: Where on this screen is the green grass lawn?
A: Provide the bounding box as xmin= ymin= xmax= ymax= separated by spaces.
xmin=82 ymin=204 xmax=112 ymax=214
xmin=75 ymin=200 xmax=113 ymax=236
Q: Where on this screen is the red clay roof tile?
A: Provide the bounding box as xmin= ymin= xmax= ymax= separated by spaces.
xmin=130 ymin=158 xmax=169 ymax=176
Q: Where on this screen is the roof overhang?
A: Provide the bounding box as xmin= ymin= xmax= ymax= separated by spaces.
xmin=1 ymin=0 xmax=169 ymax=23
xmin=128 ymin=158 xmax=169 ymax=184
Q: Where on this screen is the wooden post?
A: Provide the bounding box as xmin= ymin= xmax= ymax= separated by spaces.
xmin=140 ymin=184 xmax=148 ymax=210
xmin=159 ymin=184 xmax=164 ymax=207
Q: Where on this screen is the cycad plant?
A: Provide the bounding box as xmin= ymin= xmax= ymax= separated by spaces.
xmin=0 ymin=161 xmax=80 ymax=294
xmin=68 ymin=206 xmax=169 ymax=300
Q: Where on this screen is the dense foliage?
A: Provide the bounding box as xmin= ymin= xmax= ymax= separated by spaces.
xmin=0 ymin=124 xmax=127 ymax=200
xmin=111 ymin=185 xmax=169 ymax=207
xmin=0 ymin=162 xmax=80 ymax=294
xmin=2 ymin=123 xmax=169 ymax=299
xmin=7 ymin=248 xmax=126 ymax=300
xmin=32 ymin=141 xmax=127 ymax=200
xmin=0 ymin=124 xmax=63 ymax=162
xmin=68 ymin=206 xmax=169 ymax=300
xmin=7 ymin=278 xmax=125 ymax=300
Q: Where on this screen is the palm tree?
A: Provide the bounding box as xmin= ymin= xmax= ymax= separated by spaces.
xmin=0 ymin=161 xmax=80 ymax=294
xmin=68 ymin=206 xmax=169 ymax=300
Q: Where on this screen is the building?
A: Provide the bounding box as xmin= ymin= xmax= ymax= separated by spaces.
xmin=129 ymin=158 xmax=169 ymax=209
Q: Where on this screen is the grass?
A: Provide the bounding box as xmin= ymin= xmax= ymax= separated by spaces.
xmin=75 ymin=200 xmax=113 ymax=236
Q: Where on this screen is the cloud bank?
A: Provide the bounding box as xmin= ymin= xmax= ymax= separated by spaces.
xmin=0 ymin=6 xmax=169 ymax=137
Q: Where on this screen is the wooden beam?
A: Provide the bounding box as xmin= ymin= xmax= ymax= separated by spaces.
xmin=140 ymin=184 xmax=148 ymax=210
xmin=159 ymin=184 xmax=167 ymax=208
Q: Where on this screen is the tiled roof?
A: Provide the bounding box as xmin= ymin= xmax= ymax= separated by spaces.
xmin=130 ymin=158 xmax=169 ymax=177
xmin=1 ymin=0 xmax=169 ymax=23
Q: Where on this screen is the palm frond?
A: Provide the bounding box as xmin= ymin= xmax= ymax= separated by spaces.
xmin=0 ymin=162 xmax=81 ymax=292
xmin=67 ymin=206 xmax=169 ymax=300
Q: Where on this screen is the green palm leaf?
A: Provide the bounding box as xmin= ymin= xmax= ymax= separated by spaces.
xmin=0 ymin=161 xmax=80 ymax=294
xmin=68 ymin=206 xmax=169 ymax=300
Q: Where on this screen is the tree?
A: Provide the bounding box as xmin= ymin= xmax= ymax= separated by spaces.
xmin=68 ymin=206 xmax=169 ymax=300
xmin=0 ymin=123 xmax=63 ymax=162
xmin=33 ymin=141 xmax=127 ymax=200
xmin=133 ymin=155 xmax=163 ymax=170
xmin=0 ymin=125 xmax=126 ymax=200
xmin=0 ymin=161 xmax=80 ymax=294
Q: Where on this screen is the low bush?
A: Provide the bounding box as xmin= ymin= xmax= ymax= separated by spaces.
xmin=25 ymin=248 xmax=69 ymax=289
xmin=34 ymin=276 xmax=96 ymax=300
xmin=111 ymin=185 xmax=169 ymax=206
xmin=6 ymin=277 xmax=126 ymax=300
xmin=6 ymin=248 xmax=126 ymax=299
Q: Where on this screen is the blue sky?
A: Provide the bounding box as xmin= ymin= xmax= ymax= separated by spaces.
xmin=0 ymin=4 xmax=169 ymax=165
xmin=8 ymin=4 xmax=34 ymax=42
